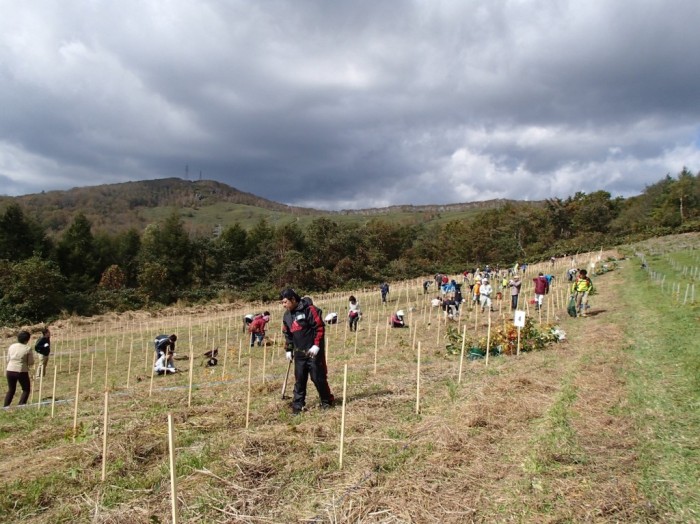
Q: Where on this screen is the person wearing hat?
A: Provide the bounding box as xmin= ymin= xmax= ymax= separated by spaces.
xmin=480 ymin=278 xmax=493 ymax=312
xmin=390 ymin=310 xmax=406 ymax=328
xmin=532 ymin=273 xmax=549 ymax=310
xmin=571 ymin=269 xmax=593 ymax=317
xmin=508 ymin=275 xmax=522 ymax=310
xmin=472 ymin=277 xmax=482 ymax=307
xmin=281 ymin=288 xmax=334 ymax=414
xmin=248 ymin=311 xmax=271 ymax=347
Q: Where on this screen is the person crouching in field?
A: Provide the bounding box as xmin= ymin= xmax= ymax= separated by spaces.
xmin=154 ymin=334 xmax=177 ymax=357
xmin=248 ymin=312 xmax=270 ymax=347
xmin=4 ymin=330 xmax=33 ymax=407
xmin=390 ymin=310 xmax=406 ymax=328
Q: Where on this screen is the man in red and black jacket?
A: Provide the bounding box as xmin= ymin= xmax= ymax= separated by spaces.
xmin=281 ymin=288 xmax=334 ymax=415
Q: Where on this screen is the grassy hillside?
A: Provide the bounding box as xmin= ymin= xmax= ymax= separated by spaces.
xmin=0 ymin=177 xmax=521 ymax=235
xmin=1 ymin=236 xmax=697 ymax=522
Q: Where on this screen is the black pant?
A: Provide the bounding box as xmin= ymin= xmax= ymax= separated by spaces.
xmin=511 ymin=294 xmax=519 ymax=310
xmin=293 ymin=350 xmax=333 ymax=410
xmin=349 ymin=315 xmax=359 ymax=331
xmin=4 ymin=371 xmax=31 ymax=407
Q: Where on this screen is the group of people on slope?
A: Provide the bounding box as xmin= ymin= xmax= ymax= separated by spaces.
xmin=6 ymin=266 xmax=594 ymax=414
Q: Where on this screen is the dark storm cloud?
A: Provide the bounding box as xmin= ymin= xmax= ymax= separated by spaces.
xmin=1 ymin=1 xmax=699 ymax=209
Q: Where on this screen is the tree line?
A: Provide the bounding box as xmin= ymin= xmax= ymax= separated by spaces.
xmin=0 ymin=169 xmax=697 ymax=324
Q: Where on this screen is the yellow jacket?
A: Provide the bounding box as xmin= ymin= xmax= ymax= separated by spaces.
xmin=572 ymin=277 xmax=593 ymax=293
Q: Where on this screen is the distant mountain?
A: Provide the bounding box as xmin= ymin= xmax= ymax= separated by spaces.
xmin=0 ymin=177 xmax=523 ymax=236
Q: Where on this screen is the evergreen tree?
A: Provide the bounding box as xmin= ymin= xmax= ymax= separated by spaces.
xmin=0 ymin=256 xmax=66 ymax=323
xmin=0 ymin=203 xmax=48 ymax=261
xmin=56 ymin=212 xmax=100 ymax=291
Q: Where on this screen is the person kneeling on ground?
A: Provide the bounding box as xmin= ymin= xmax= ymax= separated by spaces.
xmin=154 ymin=350 xmax=177 ymax=375
xmin=390 ymin=310 xmax=406 ymax=328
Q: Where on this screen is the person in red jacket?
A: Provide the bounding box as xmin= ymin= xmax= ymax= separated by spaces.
xmin=532 ymin=272 xmax=549 ymax=310
xmin=248 ymin=312 xmax=270 ymax=347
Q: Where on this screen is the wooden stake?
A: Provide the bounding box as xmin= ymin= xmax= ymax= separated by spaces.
xmin=415 ymin=342 xmax=421 ymax=414
xmin=51 ymin=365 xmax=57 ymax=418
xmin=126 ymin=339 xmax=134 ymax=389
xmin=72 ymin=371 xmax=81 ymax=442
xmin=245 ymin=357 xmax=252 ymax=429
xmin=36 ymin=369 xmax=44 ymax=410
xmin=221 ymin=320 xmax=230 ymax=380
xmin=167 ymin=412 xmax=179 ymax=524
xmin=373 ymin=325 xmax=379 ymax=375
xmin=383 ymin=318 xmax=389 ymax=349
xmin=485 ymin=315 xmax=491 ymax=367
xmin=354 ymin=325 xmax=359 ymax=356
xmin=458 ymin=325 xmax=466 ymax=384
xmin=516 ymin=326 xmax=521 ymax=356
xmin=412 ymin=320 xmax=418 ymax=353
xmin=262 ymin=344 xmax=267 ymax=384
xmin=148 ymin=351 xmax=156 ymax=398
xmin=101 ymin=390 xmax=109 ymax=482
xmin=187 ymin=345 xmax=194 ymax=408
xmin=339 ymin=363 xmax=348 ymax=470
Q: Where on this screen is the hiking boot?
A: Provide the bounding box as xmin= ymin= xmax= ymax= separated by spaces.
xmin=292 ymin=407 xmax=303 ymax=416
xmin=320 ymin=403 xmax=333 ymax=410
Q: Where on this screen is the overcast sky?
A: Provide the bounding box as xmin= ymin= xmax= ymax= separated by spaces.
xmin=1 ymin=1 xmax=699 ymax=210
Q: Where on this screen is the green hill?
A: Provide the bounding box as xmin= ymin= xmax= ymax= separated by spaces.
xmin=0 ymin=177 xmax=524 ymax=235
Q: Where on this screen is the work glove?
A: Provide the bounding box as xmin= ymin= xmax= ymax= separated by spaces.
xmin=286 ymin=351 xmax=293 ymax=362
xmin=307 ymin=345 xmax=320 ymax=357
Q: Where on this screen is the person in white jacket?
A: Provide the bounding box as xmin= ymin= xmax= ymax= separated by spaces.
xmin=348 ymin=295 xmax=362 ymax=331
xmin=154 ymin=350 xmax=177 ymax=375
xmin=480 ymin=279 xmax=494 ymax=312
xmin=4 ymin=331 xmax=34 ymax=407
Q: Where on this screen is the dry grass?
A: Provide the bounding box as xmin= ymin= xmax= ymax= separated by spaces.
xmin=0 ymin=249 xmax=665 ymax=523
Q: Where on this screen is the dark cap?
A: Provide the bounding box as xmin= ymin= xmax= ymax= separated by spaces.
xmin=280 ymin=288 xmax=301 ymax=302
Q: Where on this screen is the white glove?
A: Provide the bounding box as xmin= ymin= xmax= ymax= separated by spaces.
xmin=308 ymin=345 xmax=320 ymax=357
xmin=286 ymin=351 xmax=293 ymax=362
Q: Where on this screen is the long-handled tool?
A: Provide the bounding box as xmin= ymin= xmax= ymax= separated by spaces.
xmin=281 ymin=359 xmax=292 ymax=399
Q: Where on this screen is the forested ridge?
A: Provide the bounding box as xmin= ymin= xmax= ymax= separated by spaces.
xmin=0 ymin=169 xmax=697 ymax=324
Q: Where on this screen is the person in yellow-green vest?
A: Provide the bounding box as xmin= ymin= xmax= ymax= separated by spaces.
xmin=571 ymin=269 xmax=593 ymax=316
